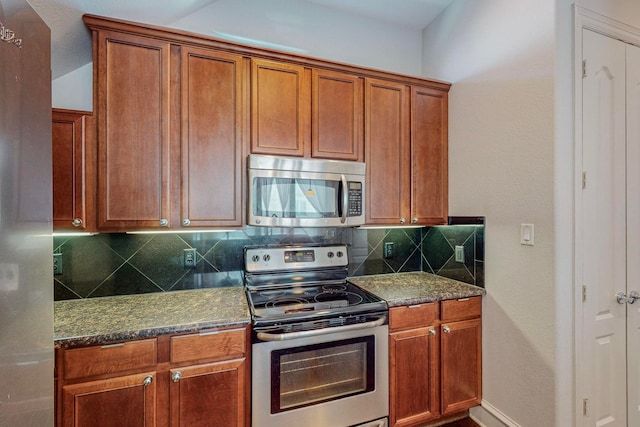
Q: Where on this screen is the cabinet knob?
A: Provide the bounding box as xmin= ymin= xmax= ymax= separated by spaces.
xmin=182 ymin=219 xmax=191 ymax=226
xmin=171 ymin=371 xmax=182 ymax=383
xmin=412 ymin=217 xmax=418 ymax=224
xmin=142 ymin=375 xmax=153 ymax=387
xmin=400 ymin=218 xmax=406 ymax=224
xmin=443 ymin=325 xmax=451 ymax=334
xmin=629 ymin=290 xmax=640 ymax=304
xmin=72 ymin=218 xmax=83 ymax=227
xmin=428 ymin=328 xmax=436 ymax=336
xmin=159 ymin=219 xmax=168 ymax=227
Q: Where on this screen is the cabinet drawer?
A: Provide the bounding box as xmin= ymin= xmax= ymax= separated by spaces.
xmin=170 ymin=327 xmax=246 ymax=363
xmin=63 ymin=339 xmax=157 ymax=380
xmin=389 ymin=302 xmax=439 ymax=332
xmin=440 ymin=296 xmax=482 ymax=321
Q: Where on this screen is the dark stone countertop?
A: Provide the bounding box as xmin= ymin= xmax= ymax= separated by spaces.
xmin=349 ymin=272 xmax=485 ymax=307
xmin=54 ymin=287 xmax=250 ymax=349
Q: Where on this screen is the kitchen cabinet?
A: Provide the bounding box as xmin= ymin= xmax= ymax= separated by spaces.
xmin=93 ymin=29 xmax=173 ymax=230
xmin=365 ymin=79 xmax=448 ymax=226
xmin=56 ymin=326 xmax=250 ymax=427
xmin=388 ymin=297 xmax=482 ymax=427
xmin=179 ymin=46 xmax=246 ymax=228
xmin=86 ymin=18 xmax=247 ymax=231
xmin=52 ymin=109 xmax=95 ymax=231
xmin=389 ymin=303 xmax=440 ymax=426
xmin=250 ymin=60 xmax=364 ymax=161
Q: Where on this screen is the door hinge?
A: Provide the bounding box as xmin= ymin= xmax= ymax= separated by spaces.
xmin=583 ymin=59 xmax=587 ymax=78
xmin=583 ymin=398 xmax=589 ymax=416
xmin=582 ymin=285 xmax=587 ymax=302
xmin=582 ymin=171 xmax=587 ymax=189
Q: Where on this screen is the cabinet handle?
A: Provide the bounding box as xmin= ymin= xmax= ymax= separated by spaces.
xmin=171 ymin=371 xmax=182 ymax=383
xmin=400 ymin=218 xmax=406 ymax=224
xmin=412 ymin=217 xmax=418 ymax=224
xmin=443 ymin=325 xmax=451 ymax=334
xmin=159 ymin=219 xmax=168 ymax=227
xmin=428 ymin=328 xmax=436 ymax=336
xmin=142 ymin=375 xmax=153 ymax=387
xmin=629 ymin=290 xmax=640 ymax=304
xmin=182 ymin=219 xmax=191 ymax=226
xmin=72 ymin=218 xmax=83 ymax=227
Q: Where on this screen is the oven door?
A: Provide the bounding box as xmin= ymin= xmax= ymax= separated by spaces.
xmin=252 ymin=322 xmax=388 ymax=427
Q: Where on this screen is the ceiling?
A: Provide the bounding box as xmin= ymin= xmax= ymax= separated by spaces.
xmin=28 ymin=0 xmax=454 ymax=79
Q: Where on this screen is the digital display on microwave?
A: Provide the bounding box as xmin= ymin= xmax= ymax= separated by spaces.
xmin=349 ymin=182 xmax=362 ymax=190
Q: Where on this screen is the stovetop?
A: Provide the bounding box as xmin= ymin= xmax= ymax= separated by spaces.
xmin=244 ymin=245 xmax=388 ymax=326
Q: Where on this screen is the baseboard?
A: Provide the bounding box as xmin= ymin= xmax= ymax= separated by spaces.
xmin=469 ymin=400 xmax=521 ymax=427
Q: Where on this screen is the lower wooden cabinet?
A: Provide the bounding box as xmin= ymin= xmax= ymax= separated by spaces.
xmin=389 ymin=297 xmax=482 ymax=427
xmin=56 ymin=326 xmax=250 ymax=427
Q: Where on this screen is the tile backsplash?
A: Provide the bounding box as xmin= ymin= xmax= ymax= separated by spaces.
xmin=54 ymin=222 xmax=484 ymax=300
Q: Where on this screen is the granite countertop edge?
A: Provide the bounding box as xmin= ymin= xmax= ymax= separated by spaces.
xmin=349 ymin=271 xmax=486 ymax=308
xmin=55 ymin=272 xmax=485 ymax=348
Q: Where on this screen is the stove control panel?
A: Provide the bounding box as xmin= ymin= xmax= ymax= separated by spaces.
xmin=245 ymin=245 xmax=348 ymax=272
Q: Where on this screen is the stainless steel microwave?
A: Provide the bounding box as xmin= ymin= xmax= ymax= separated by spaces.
xmin=247 ymin=154 xmax=366 ymax=227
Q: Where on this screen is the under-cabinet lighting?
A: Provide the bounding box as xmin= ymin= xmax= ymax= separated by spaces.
xmin=52 ymin=232 xmax=97 ymax=237
xmin=125 ymin=229 xmax=239 ymax=235
xmin=356 ymin=225 xmax=424 ymax=230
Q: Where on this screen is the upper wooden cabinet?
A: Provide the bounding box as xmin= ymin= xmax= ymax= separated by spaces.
xmin=86 ymin=18 xmax=247 ymax=231
xmin=365 ymin=78 xmax=411 ymax=225
xmin=52 ymin=109 xmax=95 ymax=231
xmin=312 ymin=69 xmax=363 ymax=161
xmin=180 ymin=46 xmax=246 ymax=228
xmin=83 ymin=14 xmax=449 ymax=230
xmin=250 ymin=61 xmax=363 ymax=161
xmin=251 ymin=59 xmax=308 ymax=157
xmin=365 ymin=79 xmax=448 ymax=226
xmin=94 ymin=30 xmax=173 ymax=230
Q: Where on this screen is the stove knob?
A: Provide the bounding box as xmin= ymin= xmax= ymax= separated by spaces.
xmin=252 ymin=255 xmax=260 ymax=263
xmin=263 ymin=254 xmax=271 ymax=262
xmin=337 ymin=251 xmax=344 ymax=258
xmin=327 ymin=251 xmax=334 ymax=258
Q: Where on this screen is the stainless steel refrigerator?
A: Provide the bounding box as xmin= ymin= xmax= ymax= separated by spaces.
xmin=0 ymin=0 xmax=54 ymax=424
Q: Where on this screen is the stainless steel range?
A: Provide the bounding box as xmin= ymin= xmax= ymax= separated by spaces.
xmin=244 ymin=244 xmax=389 ymax=427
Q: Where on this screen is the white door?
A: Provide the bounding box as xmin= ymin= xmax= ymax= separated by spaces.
xmin=581 ymin=28 xmax=627 ymax=427
xmin=626 ymin=42 xmax=640 ymax=427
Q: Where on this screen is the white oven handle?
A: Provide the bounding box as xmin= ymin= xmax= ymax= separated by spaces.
xmin=256 ymin=315 xmax=387 ymax=342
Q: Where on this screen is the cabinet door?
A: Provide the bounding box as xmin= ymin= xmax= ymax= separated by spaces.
xmin=180 ymin=47 xmax=246 ymax=228
xmin=440 ymin=318 xmax=482 ymax=415
xmin=62 ymin=372 xmax=156 ymax=427
xmin=312 ymin=69 xmax=363 ymax=161
xmin=411 ymin=86 xmax=448 ymax=225
xmin=52 ymin=109 xmax=94 ymax=231
xmin=251 ymin=59 xmax=309 ymax=157
xmin=169 ymin=359 xmax=246 ymax=427
xmin=389 ymin=327 xmax=440 ymax=427
xmin=95 ymin=30 xmax=173 ymax=230
xmin=365 ymin=78 xmax=410 ymax=225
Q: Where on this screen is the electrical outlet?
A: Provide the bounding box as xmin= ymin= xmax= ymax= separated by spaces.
xmin=454 ymin=245 xmax=465 ymax=263
xmin=183 ymin=248 xmax=197 ymax=269
xmin=53 ymin=253 xmax=63 ymax=275
xmin=383 ymin=242 xmax=394 ymax=258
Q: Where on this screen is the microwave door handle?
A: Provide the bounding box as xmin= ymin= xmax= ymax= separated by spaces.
xmin=340 ymin=174 xmax=348 ymax=224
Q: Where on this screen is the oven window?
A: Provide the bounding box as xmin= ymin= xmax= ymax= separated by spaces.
xmin=271 ymin=336 xmax=375 ymax=413
xmin=253 ymin=177 xmax=339 ymax=219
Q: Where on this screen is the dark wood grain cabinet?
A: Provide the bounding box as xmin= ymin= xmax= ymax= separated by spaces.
xmin=389 ymin=297 xmax=482 ymax=427
xmin=56 ymin=327 xmax=250 ymax=427
xmin=365 ymin=79 xmax=448 ymax=226
xmin=52 ymin=109 xmax=94 ymax=231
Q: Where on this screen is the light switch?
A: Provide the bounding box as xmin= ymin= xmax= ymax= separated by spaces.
xmin=521 ymin=223 xmax=534 ymax=246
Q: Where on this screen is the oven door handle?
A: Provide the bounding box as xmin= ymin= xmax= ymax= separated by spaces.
xmin=256 ymin=315 xmax=387 ymax=341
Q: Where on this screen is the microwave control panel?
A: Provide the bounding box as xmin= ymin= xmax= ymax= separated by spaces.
xmin=348 ymin=181 xmax=363 ymax=216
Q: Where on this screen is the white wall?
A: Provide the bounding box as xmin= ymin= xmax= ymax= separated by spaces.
xmin=422 ymin=1 xmax=557 ymax=426
xmin=52 ymin=0 xmax=423 ymax=110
